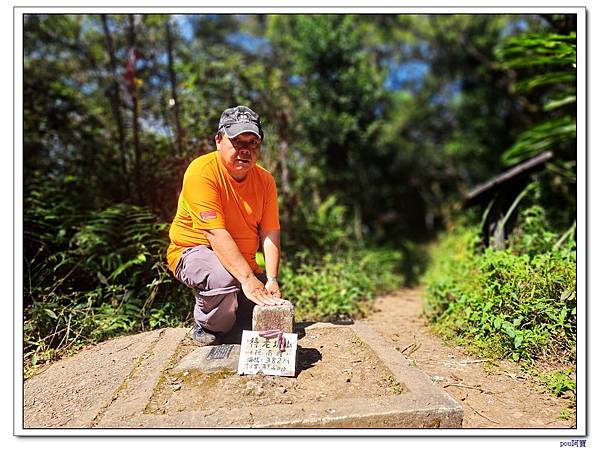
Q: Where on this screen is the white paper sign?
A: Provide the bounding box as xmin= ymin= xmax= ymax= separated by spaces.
xmin=237 ymin=330 xmax=298 ymax=377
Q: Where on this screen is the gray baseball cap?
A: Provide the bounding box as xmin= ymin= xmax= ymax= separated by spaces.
xmin=218 ymin=105 xmax=264 ymax=140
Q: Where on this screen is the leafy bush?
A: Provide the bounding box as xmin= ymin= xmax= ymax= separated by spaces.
xmin=496 ymin=32 xmax=576 ymax=167
xmin=280 ymin=248 xmax=404 ymax=322
xmin=284 ymin=194 xmax=354 ymax=256
xmin=279 ymin=193 xmax=405 ymax=322
xmin=423 ymin=215 xmax=576 ymax=366
xmin=24 ymin=203 xmax=190 ymax=377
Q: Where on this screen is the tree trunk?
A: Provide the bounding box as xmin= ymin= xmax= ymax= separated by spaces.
xmin=275 ymin=109 xmax=292 ymax=228
xmin=100 ymin=14 xmax=130 ymax=199
xmin=165 ymin=18 xmax=185 ymax=157
xmin=128 ymin=15 xmax=143 ymax=204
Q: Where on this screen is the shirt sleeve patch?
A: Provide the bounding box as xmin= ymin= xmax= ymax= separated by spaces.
xmin=200 ymin=210 xmax=218 ymax=220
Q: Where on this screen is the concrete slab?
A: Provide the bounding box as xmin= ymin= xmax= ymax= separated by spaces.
xmin=24 ymin=329 xmax=164 ymax=428
xmin=134 ymin=393 xmax=462 ymax=428
xmin=132 ymin=323 xmax=462 ymax=428
xmin=350 ymin=321 xmax=463 ymax=427
xmin=111 ymin=322 xmax=461 ymax=428
xmin=172 ymin=344 xmax=241 ymax=373
xmin=96 ymin=328 xmax=188 ymax=428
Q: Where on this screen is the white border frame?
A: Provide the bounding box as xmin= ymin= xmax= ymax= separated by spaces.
xmin=13 ymin=4 xmax=587 ymax=439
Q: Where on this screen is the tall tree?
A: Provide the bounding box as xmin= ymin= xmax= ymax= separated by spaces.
xmin=165 ymin=17 xmax=186 ymax=157
xmin=268 ymin=15 xmax=386 ymax=240
xmin=101 ymin=14 xmax=131 ymax=198
xmin=127 ymin=15 xmax=143 ymax=204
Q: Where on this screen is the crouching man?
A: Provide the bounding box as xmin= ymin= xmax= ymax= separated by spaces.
xmin=167 ymin=105 xmax=283 ymax=345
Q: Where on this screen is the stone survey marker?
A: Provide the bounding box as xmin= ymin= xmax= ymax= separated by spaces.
xmin=173 ymin=300 xmax=297 ymax=375
xmin=252 ymin=299 xmax=294 ymax=332
xmin=237 ymin=330 xmax=298 ymax=376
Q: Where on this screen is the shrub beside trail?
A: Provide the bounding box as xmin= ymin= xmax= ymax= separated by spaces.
xmin=423 ymin=209 xmax=576 ymax=402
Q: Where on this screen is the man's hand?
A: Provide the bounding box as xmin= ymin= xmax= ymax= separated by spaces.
xmin=241 ymin=275 xmax=283 ymax=306
xmin=265 ymin=279 xmax=281 ymax=298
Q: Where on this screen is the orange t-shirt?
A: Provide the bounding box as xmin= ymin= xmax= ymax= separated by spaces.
xmin=166 ymin=151 xmax=280 ymax=274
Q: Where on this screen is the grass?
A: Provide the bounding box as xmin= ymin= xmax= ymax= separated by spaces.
xmin=540 ymin=369 xmax=576 ymax=399
xmin=385 ymin=374 xmax=404 ymax=395
xmin=559 ymin=409 xmax=574 ymax=421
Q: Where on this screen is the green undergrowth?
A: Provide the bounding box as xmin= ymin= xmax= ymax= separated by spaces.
xmin=279 ymin=248 xmax=405 ymax=323
xmin=24 ymin=203 xmax=191 ymax=379
xmin=423 ymin=208 xmax=576 ymax=403
xmin=25 ymin=197 xmax=405 ymax=378
xmin=541 ymin=368 xmax=576 ymax=398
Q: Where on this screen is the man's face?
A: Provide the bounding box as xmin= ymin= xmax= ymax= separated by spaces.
xmin=216 ymin=132 xmax=262 ymax=180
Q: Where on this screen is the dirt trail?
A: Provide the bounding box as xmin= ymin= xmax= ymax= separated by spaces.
xmin=362 ymin=288 xmax=575 ymax=428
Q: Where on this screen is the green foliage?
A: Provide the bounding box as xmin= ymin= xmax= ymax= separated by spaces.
xmin=24 ymin=187 xmax=404 ymax=375
xmin=281 ymin=248 xmax=404 ymax=323
xmin=24 ymin=202 xmax=190 ymax=376
xmin=423 ymin=215 xmax=576 ymax=366
xmin=284 ymin=195 xmax=354 ymax=256
xmin=23 ymin=13 xmax=572 ymax=244
xmin=500 ymin=116 xmax=576 ymax=166
xmin=541 ymin=369 xmax=576 ymax=398
xmin=496 ymin=32 xmax=576 ymax=167
xmin=497 ymin=32 xmax=576 ymax=70
xmin=267 ymin=15 xmax=386 ymax=238
xmin=492 ymin=30 xmax=577 ymax=242
xmin=506 ymin=204 xmax=569 ymax=256
xmin=367 ymin=15 xmax=544 ymax=236
xmin=423 ymin=29 xmax=579 ymax=382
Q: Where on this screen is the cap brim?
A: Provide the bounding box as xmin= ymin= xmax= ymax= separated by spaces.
xmin=223 ymin=123 xmax=262 ymax=139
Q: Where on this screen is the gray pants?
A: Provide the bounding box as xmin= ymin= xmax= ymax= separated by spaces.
xmin=174 ymin=245 xmax=264 ymax=333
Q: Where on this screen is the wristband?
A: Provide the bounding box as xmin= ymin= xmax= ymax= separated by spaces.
xmin=267 ymin=276 xmax=278 ymax=283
